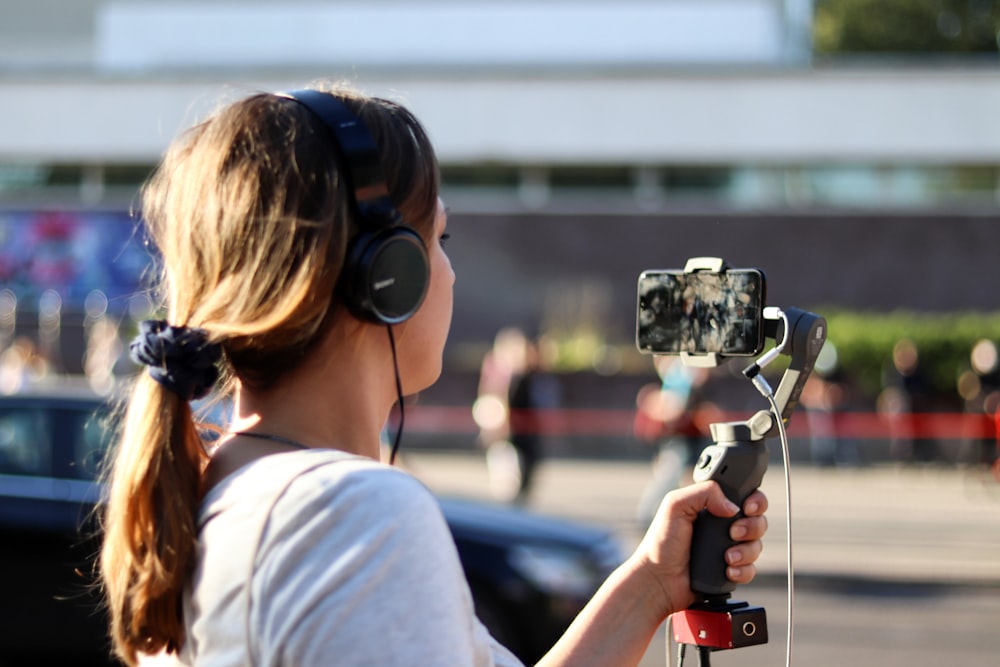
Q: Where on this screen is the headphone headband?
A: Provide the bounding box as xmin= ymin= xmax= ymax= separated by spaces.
xmin=281 ymin=89 xmax=402 ymax=227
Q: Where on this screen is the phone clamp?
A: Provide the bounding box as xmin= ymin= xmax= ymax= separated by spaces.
xmin=678 ymin=257 xmax=746 ymax=369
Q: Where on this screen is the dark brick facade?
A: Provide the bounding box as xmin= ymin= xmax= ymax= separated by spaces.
xmin=446 ymin=209 xmax=1000 ymax=345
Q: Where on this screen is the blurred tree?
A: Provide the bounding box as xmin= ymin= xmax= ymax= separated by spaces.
xmin=814 ymin=0 xmax=1000 ymax=54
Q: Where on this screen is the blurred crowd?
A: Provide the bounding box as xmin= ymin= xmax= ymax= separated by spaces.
xmin=3 ymin=294 xmax=1000 ymax=498
xmin=629 ymin=336 xmax=1000 ymax=504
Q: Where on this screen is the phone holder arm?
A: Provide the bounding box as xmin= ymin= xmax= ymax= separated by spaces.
xmin=744 ymin=307 xmax=828 ymax=440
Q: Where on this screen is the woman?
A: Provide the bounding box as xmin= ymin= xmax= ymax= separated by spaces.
xmin=100 ymin=83 xmax=768 ymax=666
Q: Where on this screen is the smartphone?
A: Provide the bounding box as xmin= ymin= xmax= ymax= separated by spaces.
xmin=636 ymin=268 xmax=766 ymax=356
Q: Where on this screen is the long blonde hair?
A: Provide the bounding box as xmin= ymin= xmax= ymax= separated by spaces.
xmin=99 ymin=84 xmax=439 ymax=665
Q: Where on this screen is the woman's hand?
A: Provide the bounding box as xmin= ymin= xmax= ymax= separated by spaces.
xmin=633 ymin=481 xmax=769 ymax=618
xmin=538 ymin=481 xmax=768 ymax=667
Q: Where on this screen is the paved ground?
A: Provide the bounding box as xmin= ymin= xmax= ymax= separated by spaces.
xmin=406 ymin=451 xmax=1000 ymax=586
xmin=405 ymin=451 xmax=1000 ymax=667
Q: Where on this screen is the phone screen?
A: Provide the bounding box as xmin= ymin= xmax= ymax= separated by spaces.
xmin=636 ymin=268 xmax=766 ymax=356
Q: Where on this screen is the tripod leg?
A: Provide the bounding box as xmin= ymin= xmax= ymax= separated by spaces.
xmin=697 ymin=646 xmax=712 ymax=667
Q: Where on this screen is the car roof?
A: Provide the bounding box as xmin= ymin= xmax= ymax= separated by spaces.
xmin=438 ymin=495 xmax=613 ymax=549
xmin=0 ymin=377 xmax=115 ymax=404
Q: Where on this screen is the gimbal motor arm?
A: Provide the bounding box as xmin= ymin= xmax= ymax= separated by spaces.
xmin=742 ymin=307 xmax=829 ymax=442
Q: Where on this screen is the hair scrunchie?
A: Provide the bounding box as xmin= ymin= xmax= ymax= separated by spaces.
xmin=129 ymin=320 xmax=222 ymax=401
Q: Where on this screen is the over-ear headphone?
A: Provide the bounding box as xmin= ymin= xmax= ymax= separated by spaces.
xmin=282 ymin=89 xmax=430 ymax=325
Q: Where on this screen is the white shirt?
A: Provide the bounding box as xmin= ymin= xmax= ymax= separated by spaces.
xmin=176 ymin=448 xmax=524 ymax=667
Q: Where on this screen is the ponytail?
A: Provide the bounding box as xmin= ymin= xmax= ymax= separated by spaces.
xmin=100 ymin=322 xmax=220 ymax=665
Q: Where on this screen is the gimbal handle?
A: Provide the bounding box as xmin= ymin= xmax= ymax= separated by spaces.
xmin=687 ymin=308 xmax=827 ymax=599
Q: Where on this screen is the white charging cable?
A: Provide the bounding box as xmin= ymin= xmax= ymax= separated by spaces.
xmin=741 ymin=307 xmax=795 ymax=667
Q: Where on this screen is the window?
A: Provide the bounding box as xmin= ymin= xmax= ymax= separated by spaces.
xmin=72 ymin=407 xmax=112 ymax=481
xmin=0 ymin=408 xmax=51 ymax=476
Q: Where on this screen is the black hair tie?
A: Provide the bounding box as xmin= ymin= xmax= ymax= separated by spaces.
xmin=129 ymin=320 xmax=222 ymax=401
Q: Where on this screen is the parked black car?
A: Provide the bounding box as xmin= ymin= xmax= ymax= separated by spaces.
xmin=0 ymin=383 xmax=624 ymax=665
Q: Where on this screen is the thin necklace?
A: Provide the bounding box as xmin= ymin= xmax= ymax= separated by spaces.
xmin=231 ymin=431 xmax=311 ymax=450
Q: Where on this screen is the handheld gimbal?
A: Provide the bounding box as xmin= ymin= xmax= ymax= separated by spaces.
xmin=651 ymin=261 xmax=826 ymax=666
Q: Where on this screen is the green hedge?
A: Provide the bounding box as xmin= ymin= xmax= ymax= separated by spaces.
xmin=537 ymin=309 xmax=1000 ymax=405
xmin=821 ymin=309 xmax=1000 ymax=399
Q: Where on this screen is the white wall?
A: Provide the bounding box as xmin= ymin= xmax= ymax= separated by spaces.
xmin=2 ymin=68 xmax=999 ymax=164
xmin=93 ymin=0 xmax=791 ymax=70
xmin=0 ymin=1 xmax=996 ymax=167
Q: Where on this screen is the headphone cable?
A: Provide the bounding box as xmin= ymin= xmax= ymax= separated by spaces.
xmin=386 ymin=324 xmax=405 ymax=465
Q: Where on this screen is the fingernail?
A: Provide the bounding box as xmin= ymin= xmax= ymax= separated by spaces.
xmin=727 ymin=549 xmax=743 ymax=565
xmin=727 ymin=566 xmax=741 ymax=579
xmin=731 ymin=524 xmax=748 ymax=540
xmin=725 ymin=499 xmax=740 ymax=513
xmin=745 ymin=501 xmax=759 ymax=514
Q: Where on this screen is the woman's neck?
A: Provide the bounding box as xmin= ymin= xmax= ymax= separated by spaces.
xmin=227 ymin=325 xmax=397 ymax=461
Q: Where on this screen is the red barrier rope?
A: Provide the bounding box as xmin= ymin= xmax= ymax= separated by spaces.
xmin=405 ymin=405 xmax=998 ymax=440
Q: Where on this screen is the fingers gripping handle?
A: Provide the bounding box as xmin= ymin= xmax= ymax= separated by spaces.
xmin=688 ymin=429 xmax=768 ymax=597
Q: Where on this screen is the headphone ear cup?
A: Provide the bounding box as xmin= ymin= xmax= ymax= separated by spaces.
xmin=342 ymin=226 xmax=429 ymax=324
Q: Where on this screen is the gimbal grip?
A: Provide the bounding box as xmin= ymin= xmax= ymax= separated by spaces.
xmin=688 ymin=439 xmax=768 ymax=596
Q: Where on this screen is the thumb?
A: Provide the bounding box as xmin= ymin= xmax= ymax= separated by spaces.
xmin=687 ymin=480 xmax=740 ymax=518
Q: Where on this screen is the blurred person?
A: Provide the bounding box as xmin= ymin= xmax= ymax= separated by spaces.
xmin=84 ymin=317 xmax=124 ymax=395
xmin=801 ymin=368 xmax=859 ymax=466
xmin=99 ymin=83 xmax=768 ymax=667
xmin=878 ymin=337 xmax=936 ymax=463
xmin=474 ymin=327 xmax=560 ymax=503
xmin=801 ymin=342 xmax=859 ymax=467
xmin=477 ymin=327 xmax=529 ymax=419
xmin=956 ymin=338 xmax=1000 ymax=467
xmin=505 ymin=335 xmax=561 ymax=503
xmin=634 ymin=356 xmax=720 ymax=525
xmin=474 ymin=327 xmax=527 ymax=500
xmin=0 ymin=336 xmax=50 ymax=394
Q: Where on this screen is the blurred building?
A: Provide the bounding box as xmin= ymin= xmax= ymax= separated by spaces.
xmin=1 ymin=0 xmax=997 ymax=209
xmin=1 ymin=1 xmax=999 ymax=356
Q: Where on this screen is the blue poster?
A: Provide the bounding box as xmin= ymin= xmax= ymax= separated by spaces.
xmin=0 ymin=209 xmax=153 ymax=313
